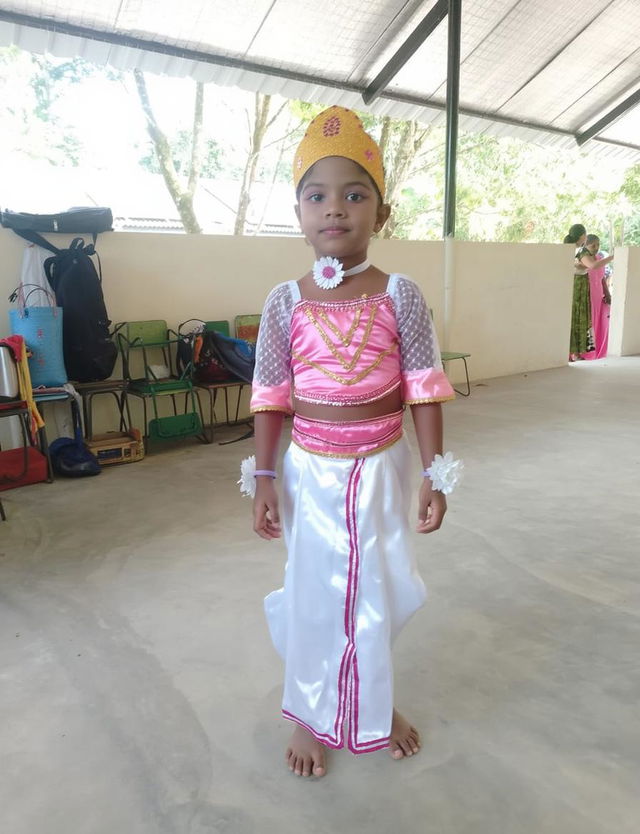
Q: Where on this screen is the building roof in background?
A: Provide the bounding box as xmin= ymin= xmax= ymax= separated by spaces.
xmin=0 ymin=160 xmax=300 ymax=234
xmin=1 ymin=0 xmax=639 ymax=162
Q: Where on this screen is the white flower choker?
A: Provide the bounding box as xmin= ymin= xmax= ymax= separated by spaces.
xmin=312 ymin=257 xmax=370 ymax=290
xmin=423 ymin=452 xmax=464 ymax=495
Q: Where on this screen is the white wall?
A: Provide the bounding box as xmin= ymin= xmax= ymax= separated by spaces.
xmin=0 ymin=230 xmax=444 ymax=333
xmin=609 ymin=246 xmax=640 ymax=357
xmin=449 ymin=240 xmax=575 ymax=380
xmin=0 ymin=228 xmax=588 ymax=437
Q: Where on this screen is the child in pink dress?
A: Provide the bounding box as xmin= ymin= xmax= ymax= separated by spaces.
xmin=243 ymin=107 xmax=462 ymax=779
xmin=579 ymin=234 xmax=613 ymax=360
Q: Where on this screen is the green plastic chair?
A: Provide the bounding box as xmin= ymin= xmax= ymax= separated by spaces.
xmin=234 ymin=314 xmax=261 ymax=344
xmin=441 ymin=351 xmax=472 ymax=397
xmin=205 ymin=320 xmax=230 ymax=336
xmin=181 ymin=318 xmax=250 ymax=442
xmin=116 ymin=320 xmax=204 ymax=447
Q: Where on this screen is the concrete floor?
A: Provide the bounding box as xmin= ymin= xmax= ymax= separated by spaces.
xmin=1 ymin=358 xmax=639 ymax=834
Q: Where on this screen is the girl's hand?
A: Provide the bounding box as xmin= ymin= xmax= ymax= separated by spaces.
xmin=417 ymin=480 xmax=447 ymax=534
xmin=253 ymin=478 xmax=282 ymax=540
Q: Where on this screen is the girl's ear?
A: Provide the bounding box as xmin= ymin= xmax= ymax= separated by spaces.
xmin=294 ymin=203 xmax=302 ymax=225
xmin=374 ymin=202 xmax=391 ymax=233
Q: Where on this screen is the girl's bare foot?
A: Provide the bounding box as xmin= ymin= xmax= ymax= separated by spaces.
xmin=286 ymin=725 xmax=327 ymax=777
xmin=388 ymin=709 xmax=421 ymax=760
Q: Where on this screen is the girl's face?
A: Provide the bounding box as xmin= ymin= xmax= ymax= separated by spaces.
xmin=586 ymin=239 xmax=599 ymax=255
xmin=295 ymin=157 xmax=390 ymax=268
xmin=577 ymin=233 xmax=587 ymax=246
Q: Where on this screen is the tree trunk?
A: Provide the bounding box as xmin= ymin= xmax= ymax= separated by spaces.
xmin=188 ymin=82 xmax=204 ymax=198
xmin=134 ymin=69 xmax=203 ymax=233
xmin=380 ymin=119 xmax=432 ymax=239
xmin=234 ymin=94 xmax=272 ymax=235
xmin=254 ymin=116 xmax=291 ymax=235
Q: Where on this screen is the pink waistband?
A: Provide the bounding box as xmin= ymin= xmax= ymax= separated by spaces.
xmin=291 ymin=411 xmax=404 ymax=458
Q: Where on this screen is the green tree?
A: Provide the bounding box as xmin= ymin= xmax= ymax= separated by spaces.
xmin=139 ymin=130 xmax=223 ymax=178
xmin=0 ymin=46 xmax=92 ymax=165
xmin=134 ymin=69 xmax=204 ymax=233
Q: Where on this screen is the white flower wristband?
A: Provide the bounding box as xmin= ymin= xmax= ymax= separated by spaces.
xmin=238 ymin=455 xmax=276 ymax=498
xmin=423 ymin=452 xmax=464 ymax=495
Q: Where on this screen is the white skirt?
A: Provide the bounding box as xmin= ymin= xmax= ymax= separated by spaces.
xmin=264 ymin=435 xmax=426 ymax=754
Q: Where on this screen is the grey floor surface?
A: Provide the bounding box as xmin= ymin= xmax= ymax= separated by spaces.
xmin=1 ymin=357 xmax=639 ymax=834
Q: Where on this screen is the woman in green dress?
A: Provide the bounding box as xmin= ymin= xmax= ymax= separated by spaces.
xmin=564 ymin=224 xmax=591 ymax=361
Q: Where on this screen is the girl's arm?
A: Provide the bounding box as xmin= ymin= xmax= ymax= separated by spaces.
xmin=579 ymin=252 xmax=614 ymax=270
xmin=410 ymin=402 xmax=447 ymax=534
xmin=253 ymin=411 xmax=284 ymax=540
xmin=602 ymin=276 xmax=612 ymax=304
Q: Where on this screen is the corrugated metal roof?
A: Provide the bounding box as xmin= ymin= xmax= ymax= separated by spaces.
xmin=1 ymin=0 xmax=639 ymax=161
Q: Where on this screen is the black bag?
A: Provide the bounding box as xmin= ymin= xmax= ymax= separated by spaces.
xmin=44 ymin=238 xmax=117 ymax=382
xmin=7 ymin=232 xmax=117 ymax=382
xmin=176 ymin=320 xmax=233 ymax=384
xmin=5 ymin=211 xmax=117 ymax=383
xmin=207 ymin=331 xmax=255 ymax=384
xmin=1 ymin=207 xmax=113 ymax=235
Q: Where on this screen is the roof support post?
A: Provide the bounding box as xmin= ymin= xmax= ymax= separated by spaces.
xmin=443 ymin=0 xmax=461 ymax=239
xmin=443 ymin=0 xmax=462 ymax=354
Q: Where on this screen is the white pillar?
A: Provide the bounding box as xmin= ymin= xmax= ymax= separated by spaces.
xmin=443 ymin=234 xmax=455 ymax=352
xmin=609 ymin=246 xmax=640 ymax=357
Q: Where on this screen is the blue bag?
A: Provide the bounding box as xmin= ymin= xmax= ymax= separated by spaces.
xmin=9 ymin=285 xmax=67 ymax=388
xmin=49 ymin=433 xmax=101 ymax=478
xmin=48 ymin=409 xmax=101 ymax=478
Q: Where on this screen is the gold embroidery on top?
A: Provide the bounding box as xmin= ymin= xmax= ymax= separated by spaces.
xmin=304 ymin=304 xmax=376 ymax=371
xmin=292 ymin=342 xmax=397 ymax=386
xmin=316 ymin=307 xmax=362 ymax=347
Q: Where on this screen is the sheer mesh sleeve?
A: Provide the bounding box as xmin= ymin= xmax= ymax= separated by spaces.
xmin=388 ymin=274 xmax=455 ymax=404
xmin=250 ymin=282 xmax=296 ymax=414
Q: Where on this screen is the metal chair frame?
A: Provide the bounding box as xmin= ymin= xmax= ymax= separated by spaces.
xmin=117 ymin=321 xmax=207 ymax=448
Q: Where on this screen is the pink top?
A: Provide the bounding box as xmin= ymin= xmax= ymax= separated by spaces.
xmin=291 ymin=293 xmax=401 ymax=406
xmin=250 ymin=274 xmax=454 ymax=414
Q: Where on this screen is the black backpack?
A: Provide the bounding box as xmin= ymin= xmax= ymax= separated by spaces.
xmin=8 ymin=230 xmax=117 ymax=382
xmin=207 ymin=330 xmax=255 ymax=383
xmin=43 ymin=238 xmax=117 ymax=382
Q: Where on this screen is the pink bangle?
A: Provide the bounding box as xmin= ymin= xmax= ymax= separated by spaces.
xmin=254 ymin=470 xmax=277 ymax=479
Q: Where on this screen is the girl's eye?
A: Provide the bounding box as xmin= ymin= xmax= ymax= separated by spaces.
xmin=346 ymin=192 xmax=364 ymax=202
xmin=308 ymin=193 xmax=324 ymax=202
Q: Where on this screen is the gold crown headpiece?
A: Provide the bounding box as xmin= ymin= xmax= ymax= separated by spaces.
xmin=293 ymin=106 xmax=385 ymax=200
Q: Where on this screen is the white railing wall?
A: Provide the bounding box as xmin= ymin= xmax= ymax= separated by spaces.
xmin=1 ymin=229 xmax=634 ymax=436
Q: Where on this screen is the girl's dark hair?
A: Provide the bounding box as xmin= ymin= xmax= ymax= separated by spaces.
xmin=564 ymin=223 xmax=586 ymax=244
xmin=586 ymin=234 xmax=600 ymax=246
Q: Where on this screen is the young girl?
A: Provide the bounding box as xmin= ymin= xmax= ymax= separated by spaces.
xmin=244 ymin=106 xmax=461 ymax=778
xmin=580 ymin=234 xmax=612 ymax=360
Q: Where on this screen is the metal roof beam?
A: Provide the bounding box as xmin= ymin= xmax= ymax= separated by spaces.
xmin=361 ymin=0 xmax=448 ymax=105
xmin=576 ymin=86 xmax=640 ymax=146
xmin=2 ymin=9 xmax=639 ymax=156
